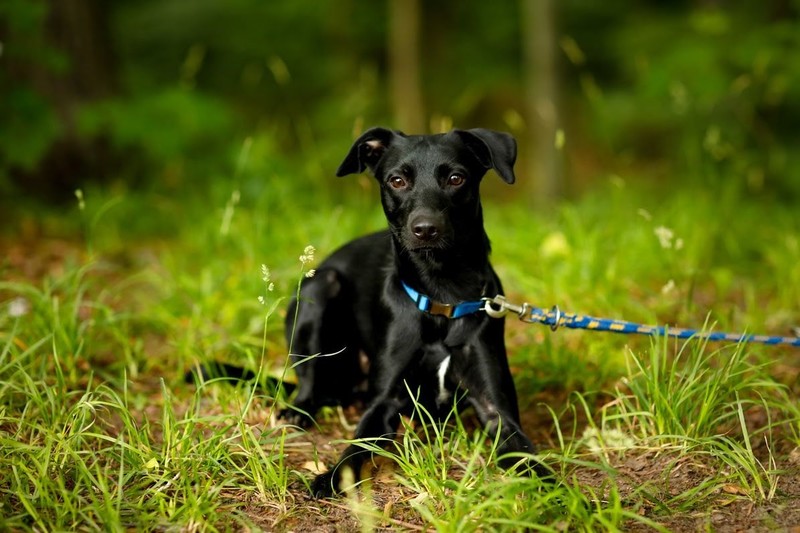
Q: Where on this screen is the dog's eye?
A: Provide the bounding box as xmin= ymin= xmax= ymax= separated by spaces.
xmin=389 ymin=176 xmax=408 ymax=189
xmin=448 ymin=174 xmax=465 ymax=187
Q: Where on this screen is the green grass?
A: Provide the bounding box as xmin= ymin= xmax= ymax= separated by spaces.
xmin=1 ymin=158 xmax=799 ymax=530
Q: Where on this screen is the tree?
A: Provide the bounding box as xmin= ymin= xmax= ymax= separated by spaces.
xmin=522 ymin=0 xmax=562 ymax=207
xmin=1 ymin=0 xmax=117 ymax=198
xmin=388 ymin=0 xmax=425 ymax=133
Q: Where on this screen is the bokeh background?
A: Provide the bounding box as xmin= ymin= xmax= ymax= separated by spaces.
xmin=3 ymin=0 xmax=800 ymax=217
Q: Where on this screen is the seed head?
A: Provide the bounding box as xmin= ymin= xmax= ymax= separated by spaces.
xmin=654 ymin=226 xmax=675 ymax=249
xmin=299 ymin=245 xmax=316 ymax=265
xmin=8 ymin=297 xmax=30 ymax=317
xmin=75 ymin=189 xmax=85 ymax=211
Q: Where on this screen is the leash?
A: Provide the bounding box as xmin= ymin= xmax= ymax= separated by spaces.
xmin=399 ymin=280 xmax=800 ymax=347
xmin=482 ymin=295 xmax=800 ymax=348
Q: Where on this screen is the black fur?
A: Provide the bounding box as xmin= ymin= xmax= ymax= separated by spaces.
xmin=283 ymin=128 xmax=548 ymax=498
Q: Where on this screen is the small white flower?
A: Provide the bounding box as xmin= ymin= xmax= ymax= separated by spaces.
xmin=305 ymin=269 xmax=316 ymax=279
xmin=661 ymin=279 xmax=676 ymax=295
xmin=654 ymin=226 xmax=674 ymax=249
xmin=261 ymin=264 xmax=270 ymax=282
xmin=8 ymin=297 xmax=30 ymax=317
xmin=268 ymin=282 xmax=274 ymax=292
xmin=257 ymin=296 xmax=265 ymax=305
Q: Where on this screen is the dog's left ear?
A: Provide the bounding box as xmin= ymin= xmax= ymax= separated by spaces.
xmin=336 ymin=127 xmax=399 ymax=177
xmin=452 ymin=129 xmax=517 ymax=184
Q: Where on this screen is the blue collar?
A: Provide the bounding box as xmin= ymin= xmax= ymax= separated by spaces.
xmin=400 ymin=280 xmax=485 ymax=319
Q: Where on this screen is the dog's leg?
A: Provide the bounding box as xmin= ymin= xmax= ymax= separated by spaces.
xmin=453 ymin=341 xmax=552 ymax=478
xmin=311 ymin=390 xmax=407 ymax=497
xmin=311 ymin=328 xmax=419 ymax=498
xmin=282 ymin=269 xmax=362 ymax=426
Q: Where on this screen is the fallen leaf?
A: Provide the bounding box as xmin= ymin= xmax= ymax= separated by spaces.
xmin=721 ymin=484 xmax=746 ymax=495
xmin=301 ymin=461 xmax=327 ymax=474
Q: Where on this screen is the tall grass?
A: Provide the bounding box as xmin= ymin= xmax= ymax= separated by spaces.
xmin=0 ymin=262 xmax=299 ymax=529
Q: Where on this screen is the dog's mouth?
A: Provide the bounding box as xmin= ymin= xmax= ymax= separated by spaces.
xmin=408 ymin=240 xmax=443 ymax=250
xmin=405 ymin=243 xmax=454 ymax=264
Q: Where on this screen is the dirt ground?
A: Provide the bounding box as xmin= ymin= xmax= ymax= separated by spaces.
xmin=225 ymin=402 xmax=800 ymax=532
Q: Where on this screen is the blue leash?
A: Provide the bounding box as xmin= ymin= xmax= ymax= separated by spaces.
xmin=483 ymin=295 xmax=800 ymax=348
xmin=400 ymin=281 xmax=800 ymax=347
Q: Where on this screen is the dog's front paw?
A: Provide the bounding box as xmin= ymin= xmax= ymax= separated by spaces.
xmin=310 ymin=464 xmax=361 ymax=498
xmin=310 ymin=471 xmax=338 ymax=499
xmin=531 ymin=459 xmax=556 ymax=482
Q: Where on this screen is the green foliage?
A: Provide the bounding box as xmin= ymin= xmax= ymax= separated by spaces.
xmin=0 ymin=89 xmax=61 ymax=172
xmin=4 ymin=1 xmax=799 ymax=202
xmin=577 ymin=4 xmax=800 ymax=196
xmin=77 ymin=89 xmax=234 ymax=165
xmin=0 ymin=0 xmax=65 ymax=177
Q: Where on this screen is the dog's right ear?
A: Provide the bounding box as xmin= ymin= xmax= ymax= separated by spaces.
xmin=336 ymin=127 xmax=398 ymax=177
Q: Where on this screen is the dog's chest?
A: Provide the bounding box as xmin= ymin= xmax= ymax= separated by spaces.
xmin=413 ymin=312 xmax=485 ymax=409
xmin=420 ymin=313 xmax=475 ymax=345
xmin=416 ymin=343 xmax=453 ymax=408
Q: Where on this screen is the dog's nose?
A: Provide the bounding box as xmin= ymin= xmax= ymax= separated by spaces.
xmin=412 ymin=221 xmax=439 ymax=242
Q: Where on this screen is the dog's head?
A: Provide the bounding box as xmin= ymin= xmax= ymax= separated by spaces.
xmin=336 ymin=128 xmax=516 ymax=255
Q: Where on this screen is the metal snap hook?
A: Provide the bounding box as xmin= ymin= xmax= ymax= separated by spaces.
xmin=483 ymin=296 xmax=509 ymax=318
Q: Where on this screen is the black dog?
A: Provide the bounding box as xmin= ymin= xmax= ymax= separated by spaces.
xmin=284 ymin=127 xmax=543 ymax=498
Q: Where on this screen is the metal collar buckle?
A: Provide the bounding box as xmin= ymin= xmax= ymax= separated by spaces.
xmin=428 ymin=301 xmax=454 ymax=318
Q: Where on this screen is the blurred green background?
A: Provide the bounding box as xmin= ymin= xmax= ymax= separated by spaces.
xmin=3 ymin=0 xmax=800 ymax=223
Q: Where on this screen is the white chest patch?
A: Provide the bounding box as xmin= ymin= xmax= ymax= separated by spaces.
xmin=436 ymin=355 xmax=451 ymax=405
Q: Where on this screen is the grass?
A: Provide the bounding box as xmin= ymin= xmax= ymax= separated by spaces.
xmin=1 ymin=149 xmax=799 ymax=530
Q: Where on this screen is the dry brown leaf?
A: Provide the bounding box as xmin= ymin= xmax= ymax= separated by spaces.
xmin=301 ymin=461 xmax=327 ymax=474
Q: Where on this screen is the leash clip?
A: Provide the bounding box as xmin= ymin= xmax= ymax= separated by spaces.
xmin=483 ymin=295 xmax=536 ymax=322
xmin=483 ymin=295 xmax=510 ymax=318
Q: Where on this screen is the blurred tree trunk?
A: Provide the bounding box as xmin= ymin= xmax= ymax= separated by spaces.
xmin=47 ymin=0 xmax=117 ymax=105
xmin=14 ymin=0 xmax=117 ymax=199
xmin=388 ymin=0 xmax=425 ymax=133
xmin=522 ymin=0 xmax=562 ymax=207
